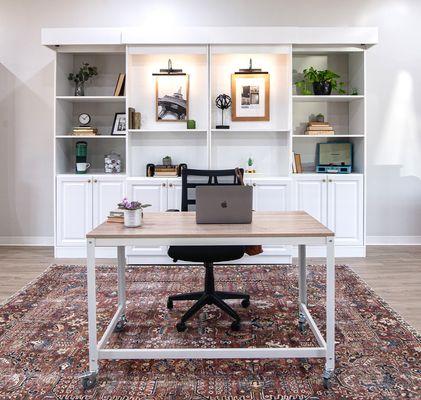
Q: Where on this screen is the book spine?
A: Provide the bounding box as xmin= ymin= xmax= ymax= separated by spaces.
xmin=134 ymin=112 xmax=141 ymax=129
xmin=305 ymin=130 xmax=335 ymax=135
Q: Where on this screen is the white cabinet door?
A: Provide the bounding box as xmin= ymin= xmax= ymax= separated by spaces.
xmin=252 ymin=179 xmax=291 ymax=211
xmin=126 ymin=178 xmax=168 ymax=256
xmin=293 ymin=175 xmax=327 ymax=225
xmin=92 ymin=176 xmax=126 ymax=227
xmin=56 ymin=176 xmax=92 ymax=247
xmin=167 ymin=179 xmax=182 ymax=210
xmin=328 ymin=175 xmax=363 ymax=246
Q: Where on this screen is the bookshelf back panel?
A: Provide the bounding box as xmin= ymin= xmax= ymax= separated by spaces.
xmin=129 ymin=132 xmax=208 ymax=176
xmin=128 ymin=52 xmax=208 ymax=130
xmin=211 ymin=131 xmax=289 ymax=176
xmin=211 ymin=52 xmax=290 ymax=131
xmin=56 ymin=53 xmax=126 ymax=97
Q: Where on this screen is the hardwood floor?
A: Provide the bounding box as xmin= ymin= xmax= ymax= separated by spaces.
xmin=0 ymin=246 xmax=419 ymax=331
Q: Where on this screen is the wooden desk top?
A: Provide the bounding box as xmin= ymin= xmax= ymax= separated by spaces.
xmin=87 ymin=211 xmax=334 ymax=239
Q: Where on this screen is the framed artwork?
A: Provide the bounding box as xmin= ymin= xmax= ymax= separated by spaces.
xmin=231 ymin=73 xmax=270 ymax=121
xmin=111 ymin=112 xmax=126 ymax=135
xmin=155 ymin=75 xmax=189 ymax=121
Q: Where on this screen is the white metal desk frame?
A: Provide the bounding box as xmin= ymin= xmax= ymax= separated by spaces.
xmin=83 ymin=235 xmax=335 ymax=389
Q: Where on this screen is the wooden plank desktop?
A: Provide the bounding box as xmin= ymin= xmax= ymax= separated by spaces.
xmin=87 ymin=211 xmax=334 ymax=239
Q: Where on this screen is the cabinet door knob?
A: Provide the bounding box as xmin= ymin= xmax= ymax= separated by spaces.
xmin=169 ymin=183 xmax=173 ymax=187
xmin=328 ymin=179 xmax=333 ymax=182
xmin=93 ymin=179 xmax=98 ymax=183
xmin=162 ymin=183 xmax=166 ymax=187
xmin=322 ymin=179 xmax=326 ymax=182
xmin=88 ymin=179 xmax=91 ymax=183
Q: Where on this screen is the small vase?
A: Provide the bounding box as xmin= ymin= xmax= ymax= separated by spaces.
xmin=124 ymin=209 xmax=142 ymax=228
xmin=313 ymin=82 xmax=332 ymax=95
xmin=74 ymin=81 xmax=85 ymax=96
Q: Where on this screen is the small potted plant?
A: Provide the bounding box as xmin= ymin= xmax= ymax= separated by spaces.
xmin=118 ymin=198 xmax=151 ymax=228
xmin=296 ymin=67 xmax=345 ymax=95
xmin=68 ymin=62 xmax=98 ymax=96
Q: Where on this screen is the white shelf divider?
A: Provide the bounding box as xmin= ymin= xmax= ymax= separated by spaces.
xmin=56 ymin=135 xmax=126 ymax=139
xmin=293 ymin=134 xmax=364 ymax=138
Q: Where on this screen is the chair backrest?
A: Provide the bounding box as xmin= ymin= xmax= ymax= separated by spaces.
xmin=181 ymin=168 xmax=244 ymax=212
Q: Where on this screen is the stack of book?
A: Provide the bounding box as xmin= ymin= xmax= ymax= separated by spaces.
xmin=154 ymin=165 xmax=178 ymax=177
xmin=107 ymin=210 xmax=124 ymax=223
xmin=72 ymin=127 xmax=98 ymax=136
xmin=305 ymin=121 xmax=334 ymax=136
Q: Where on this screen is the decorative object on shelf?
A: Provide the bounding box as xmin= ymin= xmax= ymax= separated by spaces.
xmin=113 ymin=73 xmax=126 ymax=96
xmin=104 ymin=151 xmax=122 ymax=173
xmin=153 ymin=59 xmax=189 ymax=122
xmin=294 ymin=153 xmax=303 ymax=173
xmin=107 ymin=210 xmax=124 ymax=224
xmin=133 ymin=112 xmax=141 ymax=129
xmin=75 ymin=141 xmax=90 ymax=174
xmin=71 ymin=112 xmax=98 ymax=136
xmin=67 ymin=62 xmax=98 ymax=96
xmin=146 ymin=162 xmax=187 ymax=177
xmin=215 ymin=94 xmax=232 ymax=129
xmin=246 ymin=157 xmax=256 ymax=174
xmin=146 ymin=163 xmax=155 ymax=177
xmin=79 ymin=113 xmax=91 ymax=126
xmin=305 ymin=121 xmax=334 ymax=136
xmin=231 ymin=59 xmax=270 ymax=121
xmin=351 ymin=87 xmax=359 ymax=95
xmin=118 ymin=198 xmax=151 ymax=228
xmin=295 ymin=67 xmax=345 ymax=95
xmin=111 ymin=112 xmax=126 ymax=135
xmin=187 ymin=119 xmax=196 ymax=129
xmin=316 ymin=142 xmax=353 ymax=173
xmin=315 ymin=113 xmax=325 ymax=123
xmin=163 ymin=156 xmax=172 ymax=166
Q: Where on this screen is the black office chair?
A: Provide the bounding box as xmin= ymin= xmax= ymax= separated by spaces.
xmin=167 ymin=168 xmax=250 ymax=332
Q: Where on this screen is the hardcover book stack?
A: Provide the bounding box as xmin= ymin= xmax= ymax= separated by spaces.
xmin=154 ymin=165 xmax=178 ymax=177
xmin=72 ymin=127 xmax=98 ymax=136
xmin=107 ymin=211 xmax=124 ymax=223
xmin=305 ymin=121 xmax=334 ymax=135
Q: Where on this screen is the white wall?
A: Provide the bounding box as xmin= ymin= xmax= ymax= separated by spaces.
xmin=1 ymin=0 xmax=420 ymax=243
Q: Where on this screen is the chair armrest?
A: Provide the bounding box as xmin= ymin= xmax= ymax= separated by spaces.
xmin=166 ymin=209 xmax=180 ymax=212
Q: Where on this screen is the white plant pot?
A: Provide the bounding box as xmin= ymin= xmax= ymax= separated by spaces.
xmin=124 ymin=209 xmax=142 ymax=228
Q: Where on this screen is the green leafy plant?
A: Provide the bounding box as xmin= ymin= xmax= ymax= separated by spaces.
xmin=68 ymin=62 xmax=98 ymax=84
xmin=296 ymin=67 xmax=346 ymax=95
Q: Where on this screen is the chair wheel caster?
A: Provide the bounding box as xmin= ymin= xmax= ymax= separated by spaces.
xmin=81 ymin=373 xmax=97 ymax=390
xmin=231 ymin=320 xmax=241 ymax=331
xmin=323 ymin=377 xmax=331 ymax=389
xmin=176 ymin=322 xmax=187 ymax=332
xmin=241 ymin=298 xmax=250 ymax=308
xmin=167 ymin=299 xmax=173 ymax=309
xmin=114 ymin=315 xmax=127 ymax=333
xmin=298 ymin=321 xmax=306 ymax=333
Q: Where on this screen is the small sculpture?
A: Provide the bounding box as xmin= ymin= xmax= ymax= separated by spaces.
xmin=215 ymin=94 xmax=232 ymax=129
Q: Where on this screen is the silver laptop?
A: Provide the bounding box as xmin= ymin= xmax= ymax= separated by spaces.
xmin=196 ymin=186 xmax=253 ymax=224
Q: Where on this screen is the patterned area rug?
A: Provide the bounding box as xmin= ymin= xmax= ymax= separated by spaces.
xmin=0 ymin=264 xmax=419 ymax=399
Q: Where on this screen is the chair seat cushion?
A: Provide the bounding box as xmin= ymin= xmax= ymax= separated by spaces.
xmin=168 ymin=245 xmax=245 ymax=263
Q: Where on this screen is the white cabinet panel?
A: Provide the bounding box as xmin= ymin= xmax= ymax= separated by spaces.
xmin=252 ymin=179 xmax=291 ymax=211
xmin=57 ymin=176 xmax=92 ymax=246
xmin=92 ymin=176 xmax=125 ymax=226
xmin=293 ymin=175 xmax=327 ymax=225
xmin=167 ymin=179 xmax=182 ymax=210
xmin=328 ymin=175 xmax=363 ymax=245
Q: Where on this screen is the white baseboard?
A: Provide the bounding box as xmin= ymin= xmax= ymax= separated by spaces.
xmin=367 ymin=236 xmax=421 ymax=245
xmin=0 ymin=236 xmax=53 ymax=246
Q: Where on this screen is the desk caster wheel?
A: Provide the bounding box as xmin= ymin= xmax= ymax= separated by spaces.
xmin=231 ymin=320 xmax=241 ymax=331
xmin=176 ymin=322 xmax=187 ymax=332
xmin=167 ymin=299 xmax=173 ymax=309
xmin=81 ymin=373 xmax=97 ymax=390
xmin=323 ymin=377 xmax=331 ymax=389
xmin=241 ymin=298 xmax=250 ymax=308
xmin=298 ymin=321 xmax=306 ymax=333
xmin=114 ymin=315 xmax=127 ymax=332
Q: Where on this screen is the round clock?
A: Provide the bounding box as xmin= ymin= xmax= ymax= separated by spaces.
xmin=78 ymin=113 xmax=91 ymax=126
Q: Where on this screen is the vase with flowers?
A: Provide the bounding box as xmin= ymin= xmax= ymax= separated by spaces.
xmin=118 ymin=198 xmax=151 ymax=228
xmin=68 ymin=62 xmax=98 ymax=96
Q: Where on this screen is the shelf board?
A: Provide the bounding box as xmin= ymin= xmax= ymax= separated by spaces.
xmin=292 ymin=95 xmax=364 ymax=102
xmin=293 ymin=134 xmax=364 ymax=138
xmin=128 ymin=129 xmax=207 ymax=133
xmin=56 ymin=135 xmax=126 ymax=139
xmin=56 ymin=96 xmax=126 ymax=102
xmin=211 ymin=128 xmax=289 ymax=133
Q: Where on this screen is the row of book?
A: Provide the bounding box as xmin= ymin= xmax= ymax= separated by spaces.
xmin=113 ymin=73 xmax=126 ymax=96
xmin=154 ymin=165 xmax=178 ymax=177
xmin=305 ymin=121 xmax=334 ymax=136
xmin=71 ymin=126 xmax=98 ymax=136
xmin=292 ymin=152 xmax=303 ymax=173
xmin=107 ymin=210 xmax=124 ymax=224
xmin=128 ymin=107 xmax=141 ymax=129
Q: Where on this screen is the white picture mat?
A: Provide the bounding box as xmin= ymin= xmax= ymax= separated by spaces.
xmin=235 ymin=76 xmax=267 ymax=118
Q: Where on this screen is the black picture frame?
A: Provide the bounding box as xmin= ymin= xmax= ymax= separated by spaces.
xmin=111 ymin=112 xmax=126 ymax=135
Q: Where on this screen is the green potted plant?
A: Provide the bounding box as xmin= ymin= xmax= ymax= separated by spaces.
xmin=296 ymin=67 xmax=346 ymax=95
xmin=68 ymin=62 xmax=98 ymax=96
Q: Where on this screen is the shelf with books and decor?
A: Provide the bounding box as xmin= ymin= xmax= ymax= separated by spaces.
xmin=128 ymin=129 xmax=207 ymax=134
xmin=56 ymin=96 xmax=126 ymax=102
xmin=292 ymin=95 xmax=364 ymax=102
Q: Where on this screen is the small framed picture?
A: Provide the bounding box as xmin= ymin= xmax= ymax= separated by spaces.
xmin=156 ymin=75 xmax=189 ymax=121
xmin=111 ymin=113 xmax=126 ymax=135
xmin=231 ymin=73 xmax=270 ymax=121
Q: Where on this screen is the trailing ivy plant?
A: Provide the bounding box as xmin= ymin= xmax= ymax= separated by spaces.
xmin=68 ymin=62 xmax=98 ymax=84
xmin=296 ymin=67 xmax=346 ymax=95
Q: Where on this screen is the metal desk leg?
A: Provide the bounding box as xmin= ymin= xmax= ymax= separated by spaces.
xmin=323 ymin=237 xmax=335 ymax=388
xmin=81 ymin=239 xmax=98 ymax=390
xmin=298 ymin=244 xmax=307 ymax=331
xmin=114 ymin=246 xmax=127 ymax=332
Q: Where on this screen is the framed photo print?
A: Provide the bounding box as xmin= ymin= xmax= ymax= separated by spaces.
xmin=156 ymin=75 xmax=189 ymax=121
xmin=111 ymin=113 xmax=126 ymax=135
xmin=231 ymin=73 xmax=270 ymax=121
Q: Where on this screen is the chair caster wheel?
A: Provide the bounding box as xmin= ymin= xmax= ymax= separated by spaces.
xmin=298 ymin=321 xmax=306 ymax=333
xmin=241 ymin=298 xmax=250 ymax=308
xmin=176 ymin=322 xmax=187 ymax=332
xmin=167 ymin=299 xmax=173 ymax=309
xmin=231 ymin=320 xmax=241 ymax=331
xmin=114 ymin=316 xmax=127 ymax=333
xmin=323 ymin=377 xmax=331 ymax=389
xmin=81 ymin=373 xmax=97 ymax=390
